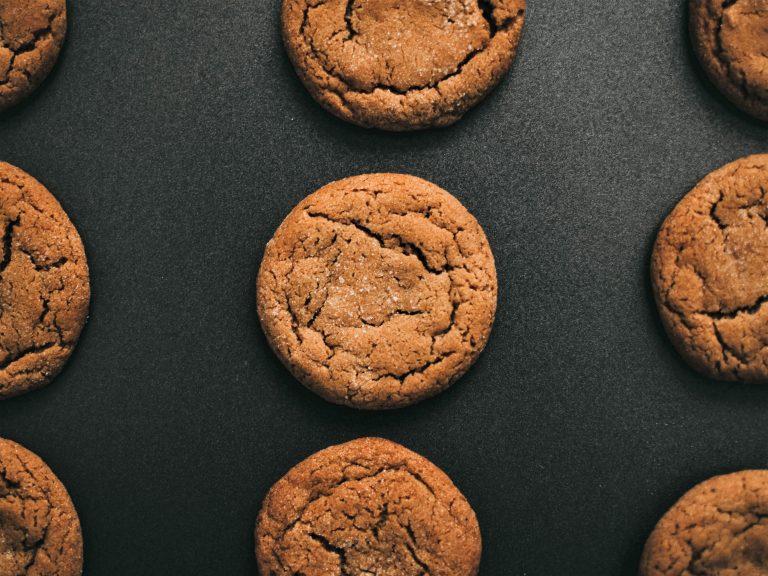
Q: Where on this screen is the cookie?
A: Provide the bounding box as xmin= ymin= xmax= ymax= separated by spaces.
xmin=651 ymin=155 xmax=768 ymax=383
xmin=0 ymin=0 xmax=67 ymax=112
xmin=255 ymin=437 xmax=482 ymax=576
xmin=0 ymin=438 xmax=83 ymax=576
xmin=0 ymin=162 xmax=90 ymax=399
xmin=256 ymin=173 xmax=497 ymax=410
xmin=640 ymin=470 xmax=768 ymax=576
xmin=690 ymin=0 xmax=768 ymax=121
xmin=281 ymin=0 xmax=526 ymax=130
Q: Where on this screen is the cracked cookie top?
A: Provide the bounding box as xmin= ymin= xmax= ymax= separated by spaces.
xmin=0 ymin=438 xmax=83 ymax=576
xmin=0 ymin=162 xmax=89 ymax=399
xmin=281 ymin=0 xmax=526 ymax=130
xmin=690 ymin=0 xmax=768 ymax=121
xmin=652 ymin=155 xmax=768 ymax=383
xmin=256 ymin=173 xmax=497 ymax=410
xmin=0 ymin=0 xmax=67 ymax=112
xmin=255 ymin=437 xmax=482 ymax=576
xmin=640 ymin=470 xmax=768 ymax=576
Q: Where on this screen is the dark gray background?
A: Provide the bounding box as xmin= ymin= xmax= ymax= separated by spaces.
xmin=0 ymin=0 xmax=767 ymax=574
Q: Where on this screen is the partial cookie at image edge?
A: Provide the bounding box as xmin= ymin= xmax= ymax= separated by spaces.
xmin=281 ymin=0 xmax=526 ymax=130
xmin=0 ymin=161 xmax=90 ymax=399
xmin=0 ymin=0 xmax=68 ymax=112
xmin=255 ymin=437 xmax=482 ymax=576
xmin=0 ymin=437 xmax=84 ymax=576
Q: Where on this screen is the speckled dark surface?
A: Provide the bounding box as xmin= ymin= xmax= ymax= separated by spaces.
xmin=0 ymin=1 xmax=767 ymax=574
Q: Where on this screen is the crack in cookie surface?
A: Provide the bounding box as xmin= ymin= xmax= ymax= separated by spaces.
xmin=0 ymin=0 xmax=66 ymax=111
xmin=640 ymin=471 xmax=768 ymax=576
xmin=0 ymin=163 xmax=89 ymax=399
xmin=256 ymin=438 xmax=481 ymax=576
xmin=652 ymin=155 xmax=768 ymax=382
xmin=0 ymin=438 xmax=82 ymax=576
xmin=257 ymin=174 xmax=497 ymax=409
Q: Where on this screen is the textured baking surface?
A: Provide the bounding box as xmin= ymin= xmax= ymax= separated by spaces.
xmin=0 ymin=1 xmax=767 ymax=574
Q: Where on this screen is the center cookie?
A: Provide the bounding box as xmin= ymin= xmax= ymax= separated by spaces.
xmin=0 ymin=162 xmax=90 ymax=399
xmin=640 ymin=470 xmax=768 ymax=576
xmin=0 ymin=438 xmax=83 ymax=576
xmin=652 ymin=155 xmax=768 ymax=383
xmin=282 ymin=0 xmax=526 ymax=130
xmin=257 ymin=174 xmax=497 ymax=410
xmin=255 ymin=437 xmax=482 ymax=576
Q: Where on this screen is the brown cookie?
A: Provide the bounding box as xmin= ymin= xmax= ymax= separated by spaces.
xmin=0 ymin=162 xmax=90 ymax=399
xmin=640 ymin=470 xmax=768 ymax=576
xmin=0 ymin=0 xmax=67 ymax=112
xmin=281 ymin=0 xmax=526 ymax=130
xmin=256 ymin=173 xmax=497 ymax=410
xmin=690 ymin=0 xmax=768 ymax=121
xmin=255 ymin=437 xmax=482 ymax=576
xmin=651 ymin=155 xmax=768 ymax=383
xmin=0 ymin=438 xmax=83 ymax=576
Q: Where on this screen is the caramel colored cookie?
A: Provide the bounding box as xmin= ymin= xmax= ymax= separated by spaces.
xmin=0 ymin=162 xmax=90 ymax=399
xmin=640 ymin=470 xmax=768 ymax=576
xmin=652 ymin=155 xmax=768 ymax=383
xmin=0 ymin=438 xmax=83 ymax=576
xmin=0 ymin=0 xmax=67 ymax=112
xmin=282 ymin=0 xmax=526 ymax=130
xmin=690 ymin=0 xmax=768 ymax=121
xmin=257 ymin=173 xmax=497 ymax=410
xmin=255 ymin=437 xmax=482 ymax=576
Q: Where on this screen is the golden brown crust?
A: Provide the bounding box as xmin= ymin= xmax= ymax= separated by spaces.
xmin=256 ymin=173 xmax=497 ymax=410
xmin=639 ymin=470 xmax=768 ymax=576
xmin=690 ymin=0 xmax=768 ymax=121
xmin=281 ymin=0 xmax=526 ymax=130
xmin=0 ymin=438 xmax=83 ymax=576
xmin=255 ymin=437 xmax=482 ymax=576
xmin=0 ymin=162 xmax=90 ymax=399
xmin=651 ymin=155 xmax=768 ymax=383
xmin=0 ymin=0 xmax=67 ymax=112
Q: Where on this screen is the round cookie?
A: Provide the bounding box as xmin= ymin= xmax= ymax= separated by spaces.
xmin=0 ymin=438 xmax=83 ymax=576
xmin=690 ymin=0 xmax=768 ymax=121
xmin=0 ymin=0 xmax=67 ymax=112
xmin=257 ymin=173 xmax=497 ymax=410
xmin=0 ymin=162 xmax=90 ymax=399
xmin=651 ymin=155 xmax=768 ymax=383
xmin=281 ymin=0 xmax=526 ymax=130
xmin=640 ymin=470 xmax=768 ymax=576
xmin=255 ymin=437 xmax=482 ymax=576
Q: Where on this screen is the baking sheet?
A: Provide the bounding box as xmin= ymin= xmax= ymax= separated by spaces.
xmin=1 ymin=1 xmax=767 ymax=574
